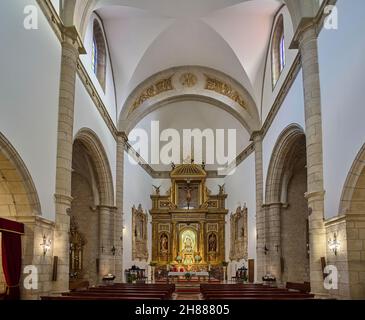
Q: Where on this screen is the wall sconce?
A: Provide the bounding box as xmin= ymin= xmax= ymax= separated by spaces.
xmin=40 ymin=235 xmax=51 ymax=256
xmin=264 ymin=245 xmax=269 ymax=255
xmin=111 ymin=245 xmax=116 ymax=256
xmin=328 ymin=233 xmax=340 ymax=256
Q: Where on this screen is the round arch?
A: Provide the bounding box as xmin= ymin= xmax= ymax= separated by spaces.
xmin=0 ymin=132 xmax=41 ymax=216
xmin=118 ymin=66 xmax=261 ymax=135
xmin=73 ymin=128 xmax=114 ymax=207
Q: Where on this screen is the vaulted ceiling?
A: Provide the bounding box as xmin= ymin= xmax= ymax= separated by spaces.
xmin=95 ymin=0 xmax=283 ymax=114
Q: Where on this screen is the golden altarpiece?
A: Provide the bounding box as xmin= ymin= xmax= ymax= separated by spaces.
xmin=150 ymin=163 xmax=228 ymax=269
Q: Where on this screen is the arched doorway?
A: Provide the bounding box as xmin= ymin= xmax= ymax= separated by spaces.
xmin=265 ymin=125 xmax=310 ymax=284
xmin=70 ymin=129 xmax=115 ymax=286
xmin=0 ymin=133 xmax=42 ymax=299
xmin=338 ymin=143 xmax=365 ymax=299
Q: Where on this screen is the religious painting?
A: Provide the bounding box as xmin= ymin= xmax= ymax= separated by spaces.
xmin=132 ymin=204 xmax=148 ymax=261
xmin=229 ymin=205 xmax=248 ymax=261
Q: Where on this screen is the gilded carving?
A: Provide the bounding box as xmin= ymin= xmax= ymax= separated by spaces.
xmin=132 ymin=204 xmax=148 ymax=261
xmin=180 ymin=73 xmax=197 ymax=88
xmin=129 ymin=76 xmax=174 ymax=115
xmin=150 ymin=163 xmax=228 ymax=266
xmin=205 ymin=76 xmax=246 ymax=109
xmin=229 ymin=205 xmax=248 ymax=261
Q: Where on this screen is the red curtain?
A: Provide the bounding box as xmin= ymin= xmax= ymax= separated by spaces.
xmin=0 ymin=217 xmax=24 ymax=300
xmin=1 ymin=232 xmax=22 ymax=300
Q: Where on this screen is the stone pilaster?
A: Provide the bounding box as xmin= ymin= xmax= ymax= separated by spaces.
xmin=266 ymin=203 xmax=282 ymax=282
xmin=115 ymin=133 xmax=126 ymax=281
xmin=298 ymin=24 xmax=327 ymax=295
xmin=53 ymin=27 xmax=85 ymax=293
xmin=252 ymin=132 xmax=265 ymax=281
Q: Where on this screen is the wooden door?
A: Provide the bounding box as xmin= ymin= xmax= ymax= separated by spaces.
xmin=248 ymin=259 xmax=255 ymax=283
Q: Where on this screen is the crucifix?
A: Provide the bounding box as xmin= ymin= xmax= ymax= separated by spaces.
xmin=185 ymin=182 xmax=192 ymax=209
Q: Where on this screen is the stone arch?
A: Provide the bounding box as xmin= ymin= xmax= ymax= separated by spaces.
xmin=265 ymin=124 xmax=306 ymax=204
xmin=339 ymin=143 xmax=365 ymax=215
xmin=73 ymin=128 xmax=114 ymax=207
xmin=336 ymin=143 xmax=365 ymax=299
xmin=118 ymin=66 xmax=260 ymax=134
xmin=0 ymin=132 xmax=41 ymax=216
xmin=264 ymin=124 xmax=309 ymax=283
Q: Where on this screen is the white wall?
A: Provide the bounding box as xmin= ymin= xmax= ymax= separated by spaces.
xmin=224 ymin=154 xmax=256 ymax=280
xmin=261 ymin=6 xmax=298 ymax=123
xmin=123 ymin=152 xmax=153 ymax=274
xmin=80 ymin=13 xmax=117 ymax=123
xmin=318 ymin=0 xmax=365 ymax=219
xmin=0 ymin=0 xmax=61 ymax=220
xmin=262 ymin=70 xmax=305 ymax=199
xmin=74 ymin=76 xmax=117 ymax=203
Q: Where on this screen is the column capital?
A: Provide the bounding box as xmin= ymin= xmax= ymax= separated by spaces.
xmin=54 ymin=193 xmax=73 ymax=206
xmin=117 ymin=131 xmax=129 ymax=143
xmin=262 ymin=202 xmax=284 ymax=209
xmin=98 ymin=205 xmax=118 ymax=212
xmin=250 ymin=130 xmax=263 ymax=143
xmin=61 ymin=26 xmax=86 ymax=55
xmin=290 ymin=18 xmax=317 ymax=50
xmin=304 ymin=190 xmax=326 ymax=201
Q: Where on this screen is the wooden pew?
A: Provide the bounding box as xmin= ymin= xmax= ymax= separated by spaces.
xmin=286 ymin=282 xmax=311 ymax=293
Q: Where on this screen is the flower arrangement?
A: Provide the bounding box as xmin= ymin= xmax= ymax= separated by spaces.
xmin=184 ymin=272 xmax=192 ymax=280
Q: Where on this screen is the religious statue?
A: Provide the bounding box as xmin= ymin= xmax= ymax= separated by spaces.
xmin=183 ymin=235 xmax=193 ymax=253
xmin=185 ymin=184 xmax=192 ymax=209
xmin=208 ymin=233 xmax=217 ymax=252
xmin=160 ymin=234 xmax=168 ymax=256
xmin=152 ymin=185 xmax=161 ymax=195
xmin=218 ymin=184 xmax=225 ymax=195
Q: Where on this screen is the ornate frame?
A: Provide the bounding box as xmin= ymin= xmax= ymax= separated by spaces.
xmin=132 ymin=204 xmax=148 ymax=261
xmin=229 ymin=206 xmax=248 ymax=261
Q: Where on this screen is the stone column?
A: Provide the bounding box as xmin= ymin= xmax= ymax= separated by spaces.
xmin=115 ymin=133 xmax=126 ymax=282
xmin=266 ymin=203 xmax=282 ymax=283
xmin=297 ymin=24 xmax=327 ymax=295
xmin=171 ymin=222 xmax=176 ymax=261
xmin=53 ymin=27 xmax=85 ymax=293
xmin=252 ymin=132 xmax=265 ymax=281
xmin=98 ymin=205 xmax=115 ymax=281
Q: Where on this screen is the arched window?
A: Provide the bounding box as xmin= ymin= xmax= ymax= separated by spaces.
xmin=92 ymin=20 xmax=107 ymax=91
xmin=271 ymin=15 xmax=285 ymax=88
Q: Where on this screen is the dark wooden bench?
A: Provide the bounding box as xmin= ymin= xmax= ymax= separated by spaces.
xmin=42 ymin=295 xmax=162 ymax=301
xmin=286 ymin=282 xmax=311 ymax=293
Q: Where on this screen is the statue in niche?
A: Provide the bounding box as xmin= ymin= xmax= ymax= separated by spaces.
xmin=185 ymin=184 xmax=192 ymax=208
xmin=160 ymin=233 xmax=168 ymax=255
xmin=208 ymin=233 xmax=217 ymax=252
